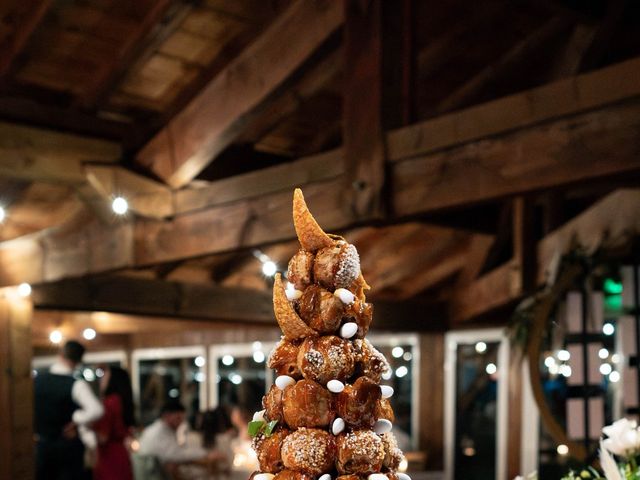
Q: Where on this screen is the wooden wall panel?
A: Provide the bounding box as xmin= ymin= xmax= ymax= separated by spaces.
xmin=419 ymin=332 xmax=445 ymax=469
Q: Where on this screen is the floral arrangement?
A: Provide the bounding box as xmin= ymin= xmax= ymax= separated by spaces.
xmin=515 ymin=419 xmax=640 ymax=480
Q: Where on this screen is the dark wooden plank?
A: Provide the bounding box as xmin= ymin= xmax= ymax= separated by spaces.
xmin=31 ymin=276 xmax=446 ymax=331
xmin=436 ymin=16 xmax=572 ymax=113
xmin=0 ymin=295 xmax=34 ymax=480
xmin=136 ymin=0 xmax=343 ymax=187
xmin=0 ymin=0 xmax=52 ymax=78
xmin=392 ymin=99 xmax=640 ymax=216
xmin=78 ymin=0 xmax=173 ymax=108
xmin=343 ymin=0 xmax=385 ymax=218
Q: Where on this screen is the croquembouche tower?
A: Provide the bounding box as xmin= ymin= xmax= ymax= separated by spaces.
xmin=249 ymin=189 xmax=409 ymax=480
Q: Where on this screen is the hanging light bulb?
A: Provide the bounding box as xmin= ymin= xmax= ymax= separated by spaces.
xmin=111 ymin=196 xmax=128 ymax=215
xmin=17 ymin=283 xmax=31 ymax=297
xmin=262 ymin=261 xmax=277 ymax=277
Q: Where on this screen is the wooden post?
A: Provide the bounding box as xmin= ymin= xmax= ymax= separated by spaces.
xmin=343 ymin=0 xmax=386 ymax=219
xmin=0 ymin=289 xmax=34 ymax=479
xmin=419 ymin=333 xmax=444 ymax=469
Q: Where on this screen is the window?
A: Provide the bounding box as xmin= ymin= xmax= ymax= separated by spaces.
xmin=132 ymin=346 xmax=206 ymax=426
xmin=445 ymin=329 xmax=509 ymax=480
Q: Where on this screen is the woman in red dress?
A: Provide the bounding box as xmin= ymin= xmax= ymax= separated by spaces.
xmin=93 ymin=366 xmax=135 ymax=480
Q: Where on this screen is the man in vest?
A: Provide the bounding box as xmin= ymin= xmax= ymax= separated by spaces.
xmin=34 ymin=340 xmax=104 ymax=480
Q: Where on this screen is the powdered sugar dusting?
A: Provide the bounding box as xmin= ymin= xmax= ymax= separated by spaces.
xmin=335 ymin=243 xmax=360 ymax=288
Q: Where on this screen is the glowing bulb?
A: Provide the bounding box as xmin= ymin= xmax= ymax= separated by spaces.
xmin=222 ymin=354 xmax=234 ymax=366
xmin=253 ymin=351 xmax=265 ymax=363
xmin=557 ymin=349 xmax=570 ymax=361
xmin=486 ymin=363 xmax=497 ymax=375
xmin=549 ymin=363 xmax=559 ymax=375
xmin=560 ymin=365 xmax=572 ymax=377
xmin=49 ymin=330 xmax=62 ymax=344
xmin=600 ymin=363 xmax=612 ymax=375
xmin=83 ymin=368 xmax=96 ymax=382
xmin=403 ymin=352 xmax=413 ymax=361
xmin=195 ymin=372 xmax=205 ymax=382
xmin=398 ymin=458 xmax=408 ymax=472
xmin=544 ymin=356 xmax=555 ymax=368
xmin=603 ymin=323 xmax=615 ymax=335
xmin=611 ymin=354 xmax=621 ymax=364
xmin=262 ymin=261 xmax=277 ymax=277
xmin=0 ymin=206 xmax=5 ymax=223
xmin=609 ymin=371 xmax=621 ymax=383
xmin=17 ymin=282 xmax=31 ymax=297
xmin=194 ymin=356 xmax=205 ymax=367
xmin=598 ymin=348 xmax=609 ymax=359
xmin=395 ymin=366 xmax=408 ymax=378
xmin=392 ymin=346 xmax=404 ymax=358
xmin=252 ymin=341 xmax=262 ymax=351
xmin=557 ymin=444 xmax=569 ymax=455
xmin=230 ymin=373 xmax=243 ymax=385
xmin=82 ymin=328 xmax=96 ymax=340
xmin=475 ymin=342 xmax=487 ymax=353
xmin=111 ymin=196 xmax=128 ymax=215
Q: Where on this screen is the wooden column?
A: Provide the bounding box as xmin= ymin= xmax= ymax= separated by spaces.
xmin=0 ymin=290 xmax=34 ymax=479
xmin=343 ymin=0 xmax=386 ymax=219
xmin=419 ymin=333 xmax=444 ymax=469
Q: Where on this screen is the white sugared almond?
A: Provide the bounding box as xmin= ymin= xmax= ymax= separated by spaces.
xmin=319 ymin=474 xmax=331 ymax=480
xmin=334 ymin=288 xmax=355 ymax=305
xmin=285 ymin=288 xmax=303 ymax=301
xmin=380 ymin=385 xmax=394 ymax=399
xmin=252 ymin=409 xmax=266 ymax=422
xmin=374 ymin=419 xmax=392 ymax=434
xmin=275 ymin=375 xmax=295 ymax=390
xmin=327 ymin=379 xmax=345 ymax=393
xmin=254 ymin=474 xmax=275 ymax=480
xmin=332 ymin=417 xmax=345 ymax=435
xmin=397 ymin=474 xmax=411 ymax=480
xmin=340 ymin=322 xmax=358 ymax=339
xmin=368 ymin=475 xmax=388 ymax=480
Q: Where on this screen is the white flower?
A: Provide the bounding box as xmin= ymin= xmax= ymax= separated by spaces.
xmin=599 ymin=438 xmax=624 ymax=480
xmin=602 ymin=418 xmax=640 ymax=457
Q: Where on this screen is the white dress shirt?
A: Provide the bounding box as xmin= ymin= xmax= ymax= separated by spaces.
xmin=138 ymin=419 xmax=208 ymax=463
xmin=50 ymin=361 xmax=104 ymax=426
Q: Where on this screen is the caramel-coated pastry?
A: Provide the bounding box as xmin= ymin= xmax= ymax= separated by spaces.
xmin=268 ymin=339 xmax=302 ymax=378
xmin=336 ymin=376 xmax=381 ymax=429
xmin=274 ymin=470 xmax=315 ymax=480
xmin=375 ymin=398 xmax=395 ymax=423
xmin=255 ymin=429 xmax=290 ymax=473
xmin=337 ymin=476 xmax=362 ymax=480
xmin=283 ymin=379 xmax=334 ymax=428
xmin=336 ymin=430 xmax=385 ymax=475
xmin=313 ymin=241 xmax=361 ymax=291
xmin=281 ymin=428 xmax=336 ymax=475
xmin=343 ymin=300 xmax=373 ymax=338
xmin=273 ymin=273 xmax=318 ymax=341
xmin=353 ymin=339 xmax=390 ymax=383
xmin=293 ymin=188 xmax=334 ymax=252
xmin=263 ymin=385 xmax=284 ymax=423
xmin=298 ymin=285 xmax=344 ymax=334
xmin=381 ymin=432 xmax=404 ymax=471
xmin=297 ymin=335 xmax=355 ymax=384
xmin=287 ymin=249 xmax=315 ymax=290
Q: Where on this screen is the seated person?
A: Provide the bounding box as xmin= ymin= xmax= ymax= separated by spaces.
xmin=138 ymin=401 xmax=221 ymax=470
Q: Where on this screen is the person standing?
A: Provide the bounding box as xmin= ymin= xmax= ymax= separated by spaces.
xmin=34 ymin=340 xmax=104 ymax=480
xmin=93 ymin=365 xmax=135 ymax=480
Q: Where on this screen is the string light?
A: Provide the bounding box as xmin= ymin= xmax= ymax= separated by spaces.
xmin=486 ymin=363 xmax=497 ymax=375
xmin=111 ymin=196 xmax=128 ymax=215
xmin=598 ymin=348 xmax=609 ymax=359
xmin=82 ymin=328 xmax=96 ymax=340
xmin=603 ymin=323 xmax=615 ymax=335
xmin=392 ymin=346 xmax=404 ymax=358
xmin=475 ymin=342 xmax=487 ymax=353
xmin=262 ymin=261 xmax=277 ymax=277
xmin=194 ymin=356 xmax=205 ymax=367
xmin=557 ymin=349 xmax=570 ymax=361
xmin=609 ymin=371 xmax=620 ymax=383
xmin=222 ymin=354 xmax=234 ymax=366
xmin=253 ymin=351 xmax=265 ymax=363
xmin=49 ymin=330 xmax=63 ymax=344
xmin=17 ymin=282 xmax=31 ymax=297
xmin=557 ymin=444 xmax=569 ymax=455
xmin=600 ymin=363 xmax=613 ymax=375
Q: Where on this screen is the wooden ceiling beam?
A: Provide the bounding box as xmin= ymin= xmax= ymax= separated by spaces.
xmin=136 ymin=0 xmax=343 ymax=188
xmin=31 ymin=275 xmax=446 ymax=332
xmin=0 ymin=122 xmax=121 ymax=185
xmin=2 ymin=59 xmax=640 ymax=285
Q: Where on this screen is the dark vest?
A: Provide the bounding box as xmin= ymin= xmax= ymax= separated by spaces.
xmin=34 ymin=371 xmax=78 ymax=440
